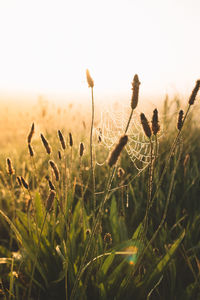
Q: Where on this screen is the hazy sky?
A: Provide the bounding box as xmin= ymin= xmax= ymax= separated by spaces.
xmin=0 ymin=0 xmax=199 ymax=102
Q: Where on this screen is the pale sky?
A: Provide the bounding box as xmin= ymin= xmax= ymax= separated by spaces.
xmin=0 ymin=0 xmax=199 ymax=103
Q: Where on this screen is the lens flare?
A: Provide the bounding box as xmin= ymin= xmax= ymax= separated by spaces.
xmin=123 ymin=245 xmax=138 ymax=265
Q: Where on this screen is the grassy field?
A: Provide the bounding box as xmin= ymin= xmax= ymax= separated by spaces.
xmin=0 ymin=76 xmax=200 ymax=300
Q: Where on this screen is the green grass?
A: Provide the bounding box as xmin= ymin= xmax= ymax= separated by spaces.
xmin=0 ymin=78 xmax=200 ymax=300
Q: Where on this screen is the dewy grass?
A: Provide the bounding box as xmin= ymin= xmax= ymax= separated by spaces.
xmin=0 ymin=75 xmax=200 ymax=300
xmin=121 ymin=79 xmax=200 ymax=292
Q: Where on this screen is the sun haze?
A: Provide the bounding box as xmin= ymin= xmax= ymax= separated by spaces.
xmin=0 ymin=0 xmax=199 ymax=104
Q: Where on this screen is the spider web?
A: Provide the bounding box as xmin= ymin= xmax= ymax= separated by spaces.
xmin=95 ymin=104 xmax=159 ymax=171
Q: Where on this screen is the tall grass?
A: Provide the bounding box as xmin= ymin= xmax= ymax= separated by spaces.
xmin=0 ymin=76 xmax=200 ymax=300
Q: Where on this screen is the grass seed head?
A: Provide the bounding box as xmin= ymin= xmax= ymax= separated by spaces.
xmin=49 ymin=160 xmax=60 ymax=181
xmin=27 ymin=122 xmax=35 ymax=144
xmin=48 ymin=179 xmax=56 ymax=191
xmin=28 ymin=144 xmax=34 ymax=157
xmin=177 ymin=110 xmax=184 ymax=130
xmin=86 ymin=69 xmax=94 ymax=88
xmin=79 ymin=142 xmax=84 ymax=157
xmin=131 ymin=74 xmax=140 ymax=110
xmin=69 ymin=132 xmax=73 ymax=147
xmin=151 ymin=108 xmax=160 ymax=135
xmin=58 ymin=130 xmax=66 ymax=150
xmin=58 ymin=150 xmax=62 ymax=160
xmin=17 ymin=176 xmax=22 ymax=186
xmin=21 ymin=176 xmax=29 ymax=190
xmin=108 ymin=135 xmax=128 ymax=167
xmin=188 ymin=80 xmax=200 ymax=105
xmin=46 ymin=190 xmax=56 ymax=212
xmin=40 ymin=134 xmax=51 ymax=154
xmin=6 ymin=158 xmax=14 ymax=175
xmin=140 ymin=113 xmax=152 ymax=138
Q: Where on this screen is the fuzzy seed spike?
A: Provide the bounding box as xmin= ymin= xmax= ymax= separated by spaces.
xmin=140 ymin=113 xmax=152 ymax=138
xmin=131 ymin=74 xmax=140 ymax=110
xmin=46 ymin=190 xmax=56 ymax=212
xmin=40 ymin=134 xmax=51 ymax=154
xmin=28 ymin=144 xmax=34 ymax=157
xmin=21 ymin=176 xmax=29 ymax=190
xmin=58 ymin=130 xmax=66 ymax=150
xmin=69 ymin=132 xmax=73 ymax=147
xmin=86 ymin=69 xmax=94 ymax=88
xmin=49 ymin=160 xmax=60 ymax=181
xmin=58 ymin=150 xmax=62 ymax=160
xmin=108 ymin=135 xmax=128 ymax=167
xmin=177 ymin=110 xmax=184 ymax=130
xmin=151 ymin=109 xmax=160 ymax=135
xmin=17 ymin=176 xmax=22 ymax=186
xmin=6 ymin=158 xmax=14 ymax=175
xmin=48 ymin=179 xmax=55 ymax=191
xmin=27 ymin=122 xmax=35 ymax=144
xmin=79 ymin=142 xmax=84 ymax=157
xmin=188 ymin=80 xmax=200 ymax=105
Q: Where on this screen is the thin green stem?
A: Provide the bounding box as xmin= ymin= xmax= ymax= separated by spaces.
xmin=124 ymin=109 xmax=133 ymax=134
xmin=143 ymin=137 xmax=153 ymax=238
xmin=90 ymin=87 xmax=96 ymax=215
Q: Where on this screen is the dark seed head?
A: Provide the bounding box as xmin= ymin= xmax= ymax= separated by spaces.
xmin=108 ymin=135 xmax=128 ymax=167
xmin=69 ymin=132 xmax=73 ymax=147
xmin=58 ymin=130 xmax=66 ymax=150
xmin=79 ymin=142 xmax=84 ymax=157
xmin=177 ymin=110 xmax=184 ymax=130
xmin=140 ymin=113 xmax=152 ymax=138
xmin=151 ymin=109 xmax=160 ymax=135
xmin=131 ymin=74 xmax=140 ymax=110
xmin=40 ymin=134 xmax=51 ymax=154
xmin=6 ymin=158 xmax=14 ymax=175
xmin=188 ymin=80 xmax=200 ymax=105
xmin=17 ymin=176 xmax=22 ymax=186
xmin=21 ymin=176 xmax=29 ymax=190
xmin=58 ymin=150 xmax=62 ymax=160
xmin=48 ymin=179 xmax=56 ymax=191
xmin=46 ymin=190 xmax=56 ymax=212
xmin=28 ymin=144 xmax=34 ymax=157
xmin=27 ymin=122 xmax=35 ymax=144
xmin=49 ymin=160 xmax=60 ymax=181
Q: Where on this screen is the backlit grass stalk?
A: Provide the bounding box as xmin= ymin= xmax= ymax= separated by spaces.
xmin=86 ymin=69 xmax=96 ymax=215
xmin=140 ymin=113 xmax=153 ymax=237
xmin=79 ymin=143 xmax=86 ymax=238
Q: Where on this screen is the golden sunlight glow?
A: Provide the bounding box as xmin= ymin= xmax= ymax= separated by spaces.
xmin=0 ymin=0 xmax=199 ymax=101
